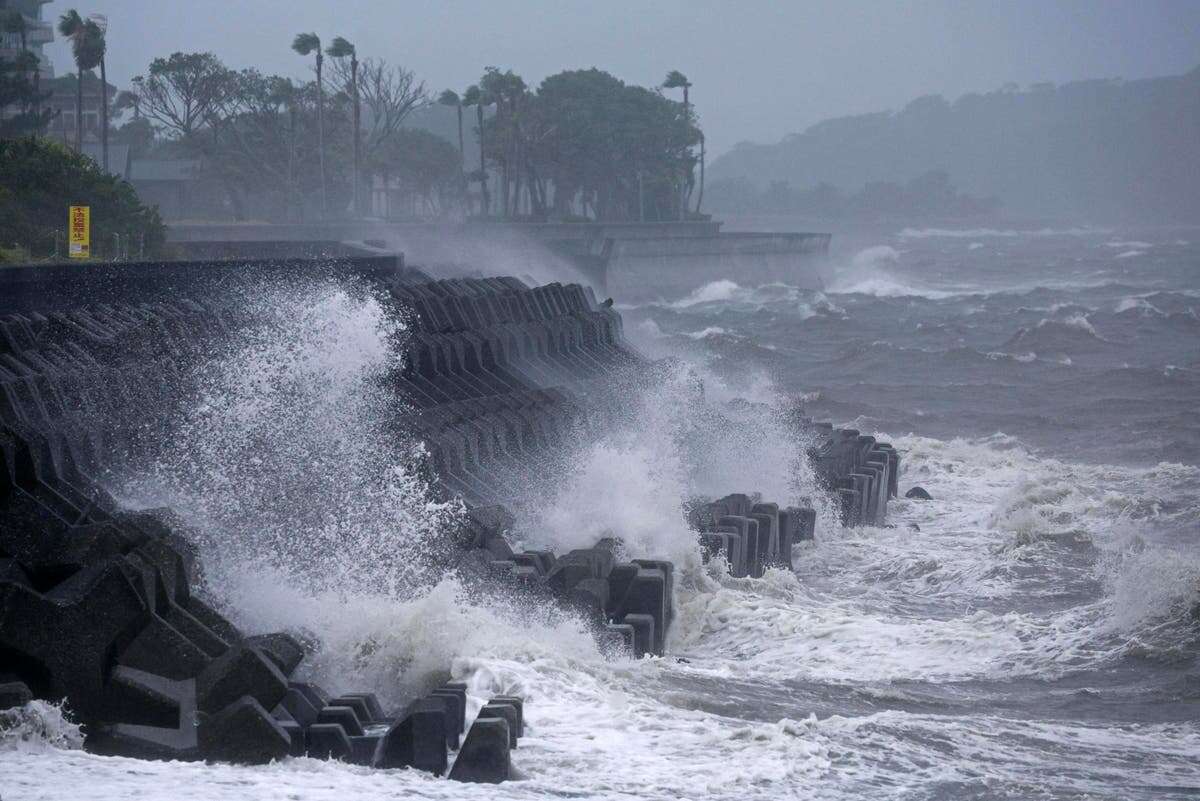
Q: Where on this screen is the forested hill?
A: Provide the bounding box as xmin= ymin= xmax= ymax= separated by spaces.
xmin=709 ymin=66 xmax=1200 ymax=222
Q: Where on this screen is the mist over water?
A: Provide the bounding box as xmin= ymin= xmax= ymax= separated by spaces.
xmin=4 ymin=226 xmax=1200 ymax=800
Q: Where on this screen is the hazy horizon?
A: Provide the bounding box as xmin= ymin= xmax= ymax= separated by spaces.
xmin=43 ymin=0 xmax=1200 ymax=158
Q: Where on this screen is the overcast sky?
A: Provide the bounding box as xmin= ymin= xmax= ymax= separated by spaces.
xmin=45 ymin=0 xmax=1200 ymax=158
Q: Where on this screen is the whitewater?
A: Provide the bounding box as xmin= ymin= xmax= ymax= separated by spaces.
xmin=3 ymin=225 xmax=1199 ymax=800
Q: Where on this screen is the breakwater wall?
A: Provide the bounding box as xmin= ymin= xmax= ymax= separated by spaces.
xmin=0 ymin=256 xmax=892 ymax=778
xmin=166 ymin=220 xmax=831 ymax=301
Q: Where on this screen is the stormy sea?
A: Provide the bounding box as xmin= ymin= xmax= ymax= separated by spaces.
xmin=3 ymin=223 xmax=1198 ymax=800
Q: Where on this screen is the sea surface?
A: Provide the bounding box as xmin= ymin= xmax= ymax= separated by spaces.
xmin=2 ymin=222 xmax=1198 ymax=800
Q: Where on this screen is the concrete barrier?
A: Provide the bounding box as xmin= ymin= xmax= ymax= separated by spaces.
xmin=0 ymin=255 xmax=898 ymax=779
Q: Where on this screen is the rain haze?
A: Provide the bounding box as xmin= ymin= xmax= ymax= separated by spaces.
xmin=2 ymin=2 xmax=1200 ymax=800
xmin=44 ymin=0 xmax=1200 ymax=156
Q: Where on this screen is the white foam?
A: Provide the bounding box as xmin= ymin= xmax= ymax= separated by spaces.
xmin=827 ymin=245 xmax=960 ymax=299
xmin=6 ymin=429 xmax=1199 ymax=800
xmin=1114 ymin=297 xmax=1164 ymax=315
xmin=668 ymin=279 xmax=742 ymax=308
xmin=685 ymin=326 xmax=729 ymax=339
xmin=899 ymin=226 xmax=1110 ymax=239
xmin=0 ymin=702 xmax=83 ymax=753
xmin=512 ymin=363 xmax=825 ymax=565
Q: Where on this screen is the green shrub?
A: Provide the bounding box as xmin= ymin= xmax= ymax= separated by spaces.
xmin=0 ymin=137 xmax=165 ymax=259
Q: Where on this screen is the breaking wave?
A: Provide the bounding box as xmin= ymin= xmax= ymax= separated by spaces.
xmin=899 ymin=226 xmax=1111 ymax=239
xmin=0 ymin=702 xmax=83 ymax=753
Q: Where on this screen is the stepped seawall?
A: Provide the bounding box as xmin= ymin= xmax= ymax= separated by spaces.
xmin=0 ymin=256 xmax=892 ymax=781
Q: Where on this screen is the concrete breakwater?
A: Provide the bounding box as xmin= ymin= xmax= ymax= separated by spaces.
xmin=166 ymin=220 xmax=832 ymax=301
xmin=0 ymin=256 xmax=893 ymax=777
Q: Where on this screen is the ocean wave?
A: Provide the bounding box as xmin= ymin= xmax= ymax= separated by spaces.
xmin=899 ymin=226 xmax=1110 ymax=239
xmin=685 ymin=326 xmax=731 ymax=339
xmin=668 ymin=279 xmax=742 ymax=308
xmin=0 ymin=701 xmax=83 ymax=753
xmin=662 ymin=427 xmax=1200 ymax=686
xmin=1002 ymin=313 xmax=1110 ymax=353
xmin=1113 ymin=297 xmax=1165 ymax=316
xmin=827 ymin=245 xmax=964 ymax=299
xmin=219 ymin=573 xmax=605 ymax=709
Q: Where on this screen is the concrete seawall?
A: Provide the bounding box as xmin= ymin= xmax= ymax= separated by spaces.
xmin=0 ymin=255 xmax=889 ymax=780
xmin=165 ymin=220 xmax=831 ymax=301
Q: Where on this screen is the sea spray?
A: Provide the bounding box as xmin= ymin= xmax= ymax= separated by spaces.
xmin=110 ymin=275 xmax=463 ymax=618
xmin=0 ymin=701 xmax=84 ymax=752
xmin=510 ymin=358 xmax=839 ymax=571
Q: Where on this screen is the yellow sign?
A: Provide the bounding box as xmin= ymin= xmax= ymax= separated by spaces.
xmin=68 ymin=205 xmax=90 ymax=259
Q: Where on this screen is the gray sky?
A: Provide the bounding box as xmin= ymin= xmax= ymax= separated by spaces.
xmin=46 ymin=0 xmax=1200 ymax=158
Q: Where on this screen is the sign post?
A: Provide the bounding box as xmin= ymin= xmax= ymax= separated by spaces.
xmin=68 ymin=205 xmax=90 ymax=259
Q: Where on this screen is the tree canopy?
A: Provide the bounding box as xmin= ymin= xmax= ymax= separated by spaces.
xmin=0 ymin=137 xmax=165 ymax=259
xmin=0 ymin=54 xmax=53 ymax=138
xmin=474 ymin=66 xmax=701 ymax=221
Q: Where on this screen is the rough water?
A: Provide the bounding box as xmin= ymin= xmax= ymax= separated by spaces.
xmin=4 ymin=225 xmax=1199 ymax=800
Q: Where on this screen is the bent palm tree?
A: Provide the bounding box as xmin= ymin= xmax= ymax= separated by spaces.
xmin=438 ymin=89 xmax=464 ymax=168
xmin=57 ymin=10 xmax=86 ymax=151
xmin=463 ymin=84 xmax=489 ymax=216
xmin=439 ymin=89 xmax=466 ymax=216
xmin=326 ymin=36 xmax=360 ymax=216
xmin=292 ymin=32 xmax=326 ymax=216
xmin=663 ymin=70 xmax=693 ymax=219
xmin=86 ymin=17 xmax=109 ymax=172
xmin=663 ymin=69 xmax=691 ymax=109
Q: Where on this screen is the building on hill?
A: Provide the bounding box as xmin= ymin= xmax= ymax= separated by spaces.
xmin=0 ymin=0 xmax=54 ymax=79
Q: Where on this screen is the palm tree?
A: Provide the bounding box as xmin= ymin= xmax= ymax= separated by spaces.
xmin=663 ymin=70 xmax=693 ymax=220
xmin=57 ymin=11 xmax=104 ymax=154
xmin=462 ymin=84 xmax=489 ymax=216
xmin=86 ymin=15 xmax=109 ymax=173
xmin=438 ymin=89 xmax=466 ymax=216
xmin=326 ymin=36 xmax=360 ymax=217
xmin=438 ymin=89 xmax=464 ymax=168
xmin=292 ymin=32 xmax=326 ymax=217
xmin=57 ymin=10 xmax=85 ymax=151
xmin=663 ymin=69 xmax=691 ymax=109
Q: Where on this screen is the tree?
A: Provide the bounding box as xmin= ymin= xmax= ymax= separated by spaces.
xmin=291 ymin=32 xmax=326 ymax=216
xmin=0 ymin=137 xmax=165 ymax=258
xmin=462 ymin=83 xmax=489 ymax=216
xmin=325 ymin=36 xmax=359 ymax=216
xmin=131 ymin=52 xmax=236 ymax=139
xmin=57 ymin=9 xmax=103 ymax=152
xmin=87 ymin=16 xmax=109 ymax=172
xmin=480 ymin=67 xmax=529 ymax=218
xmin=438 ymin=88 xmax=464 ymax=169
xmin=662 ymin=70 xmax=694 ymax=218
xmin=328 ymin=55 xmax=427 ymax=217
xmin=0 ymin=54 xmax=54 ymax=137
xmin=527 ymin=68 xmax=700 ymax=221
xmin=371 ymin=127 xmax=462 ymax=217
